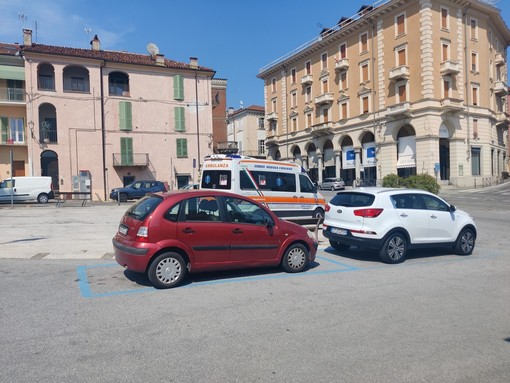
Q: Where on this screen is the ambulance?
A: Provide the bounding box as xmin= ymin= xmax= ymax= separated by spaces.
xmin=200 ymin=154 xmax=326 ymax=220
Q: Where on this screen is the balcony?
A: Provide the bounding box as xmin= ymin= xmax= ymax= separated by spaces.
xmin=493 ymin=80 xmax=508 ymax=95
xmin=495 ymin=112 xmax=510 ymax=126
xmin=266 ymin=112 xmax=278 ymax=121
xmin=112 ymin=153 xmax=150 ymax=167
xmin=0 ymin=87 xmax=25 ymax=105
xmin=334 ymin=58 xmax=349 ymax=72
xmin=386 ymin=102 xmax=412 ymax=118
xmin=265 ymin=135 xmax=278 ymax=147
xmin=1 ymin=136 xmax=26 ymax=145
xmin=440 ymin=60 xmax=460 ymax=75
xmin=388 ymin=65 xmax=410 ymax=81
xmin=308 ymin=122 xmax=333 ymax=137
xmin=216 ymin=141 xmax=238 ymax=154
xmin=301 ymin=74 xmax=313 ymax=85
xmin=440 ymin=98 xmax=463 ymax=112
xmin=314 ymin=92 xmax=334 ymax=105
xmin=495 ymin=53 xmax=504 ymax=66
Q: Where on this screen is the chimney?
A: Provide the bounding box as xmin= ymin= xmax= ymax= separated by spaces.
xmin=90 ymin=35 xmax=100 ymax=51
xmin=189 ymin=57 xmax=198 ymax=69
xmin=155 ymin=54 xmax=165 ymax=66
xmin=23 ymin=29 xmax=32 ymax=46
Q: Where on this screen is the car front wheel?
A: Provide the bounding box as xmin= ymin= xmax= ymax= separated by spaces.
xmin=281 ymin=243 xmax=309 ymax=273
xmin=148 ymin=252 xmax=187 ymax=289
xmin=454 ymin=228 xmax=475 ymax=255
xmin=379 ymin=232 xmax=407 ymax=264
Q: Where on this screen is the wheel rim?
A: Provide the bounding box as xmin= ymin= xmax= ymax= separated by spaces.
xmin=387 ymin=236 xmax=405 ymax=261
xmin=287 ymin=247 xmax=306 ymax=270
xmin=39 ymin=195 xmax=48 ymax=203
xmin=155 ymin=257 xmax=182 ymax=284
xmin=460 ymin=231 xmax=474 ymax=253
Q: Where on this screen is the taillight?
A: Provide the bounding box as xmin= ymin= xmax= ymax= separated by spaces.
xmin=325 ymin=204 xmax=331 ymax=212
xmin=354 ymin=208 xmax=383 ymax=218
xmin=136 ymin=226 xmax=149 ymax=242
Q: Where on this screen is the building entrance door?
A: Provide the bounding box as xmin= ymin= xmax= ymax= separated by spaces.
xmin=439 ymin=138 xmax=450 ymax=181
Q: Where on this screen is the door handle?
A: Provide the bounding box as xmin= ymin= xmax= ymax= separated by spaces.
xmin=430 ymin=215 xmax=437 ymax=219
xmin=232 ymin=228 xmax=243 ymax=234
xmin=400 ymin=213 xmax=408 ymax=218
xmin=293 ymin=196 xmax=298 ymax=198
xmin=182 ymin=227 xmax=195 ymax=233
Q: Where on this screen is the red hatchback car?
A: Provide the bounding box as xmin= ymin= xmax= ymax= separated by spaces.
xmin=113 ymin=190 xmax=318 ymax=288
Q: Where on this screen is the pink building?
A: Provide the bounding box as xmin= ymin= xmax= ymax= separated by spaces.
xmin=18 ymin=30 xmax=216 ymax=199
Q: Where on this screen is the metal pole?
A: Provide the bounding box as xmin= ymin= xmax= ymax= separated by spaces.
xmin=195 ymin=72 xmax=201 ymax=171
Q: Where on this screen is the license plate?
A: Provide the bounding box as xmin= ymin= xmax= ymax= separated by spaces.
xmin=331 ymin=227 xmax=348 ymax=235
xmin=119 ymin=224 xmax=128 ymax=235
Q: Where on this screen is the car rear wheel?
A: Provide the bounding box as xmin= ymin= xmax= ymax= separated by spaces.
xmin=37 ymin=193 xmax=49 ymax=204
xmin=329 ymin=240 xmax=350 ymax=251
xmin=454 ymin=228 xmax=475 ymax=255
xmin=148 ymin=252 xmax=187 ymax=289
xmin=379 ymin=232 xmax=407 ymax=264
xmin=281 ymin=243 xmax=309 ymax=273
xmin=312 ymin=208 xmax=324 ymax=220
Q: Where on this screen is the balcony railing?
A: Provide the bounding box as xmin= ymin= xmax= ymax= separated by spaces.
xmin=386 ymin=102 xmax=412 ymax=118
xmin=495 ymin=53 xmax=504 ymax=66
xmin=112 ymin=153 xmax=150 ymax=167
xmin=216 ymin=141 xmax=238 ymax=154
xmin=334 ymin=58 xmax=349 ymax=72
xmin=308 ymin=122 xmax=333 ymax=137
xmin=388 ymin=65 xmax=410 ymax=81
xmin=39 ymin=129 xmax=58 ymax=144
xmin=495 ymin=112 xmax=510 ymax=126
xmin=0 ymin=87 xmax=25 ymax=103
xmin=440 ymin=98 xmax=463 ymax=111
xmin=314 ymin=92 xmax=334 ymax=105
xmin=493 ymin=80 xmax=508 ymax=95
xmin=301 ymin=74 xmax=313 ymax=85
xmin=440 ymin=60 xmax=460 ymax=75
xmin=266 ymin=112 xmax=278 ymax=121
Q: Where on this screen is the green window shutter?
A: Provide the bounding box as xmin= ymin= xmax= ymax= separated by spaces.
xmin=0 ymin=117 xmax=8 ymax=143
xmin=119 ymin=101 xmax=132 ymax=131
xmin=120 ymin=137 xmax=133 ymax=165
xmin=175 ymin=107 xmax=185 ymax=131
xmin=173 ymin=75 xmax=184 ymax=101
xmin=176 ymin=138 xmax=187 ymax=158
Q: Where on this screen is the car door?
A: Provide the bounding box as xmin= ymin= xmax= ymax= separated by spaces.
xmin=391 ymin=193 xmax=430 ymax=244
xmin=176 ymin=195 xmax=230 ymax=268
xmin=420 ymin=194 xmax=457 ymax=242
xmin=224 ymin=196 xmax=282 ymax=264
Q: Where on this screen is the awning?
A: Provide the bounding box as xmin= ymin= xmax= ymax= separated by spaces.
xmin=0 ymin=65 xmax=25 ymax=81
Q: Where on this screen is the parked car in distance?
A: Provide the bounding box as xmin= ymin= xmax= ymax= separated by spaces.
xmin=179 ymin=184 xmax=199 ymax=190
xmin=0 ymin=176 xmax=54 ymax=204
xmin=323 ymin=187 xmax=476 ymax=264
xmin=319 ymin=177 xmax=345 ymax=191
xmin=110 ymin=180 xmax=167 ymax=202
xmin=113 ymin=190 xmax=318 ymax=288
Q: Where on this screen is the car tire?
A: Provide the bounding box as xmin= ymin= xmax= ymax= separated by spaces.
xmin=312 ymin=208 xmax=324 ymax=220
xmin=37 ymin=193 xmax=49 ymax=204
xmin=281 ymin=243 xmax=309 ymax=273
xmin=454 ymin=228 xmax=475 ymax=256
xmin=329 ymin=240 xmax=350 ymax=251
xmin=379 ymin=232 xmax=407 ymax=264
xmin=330 ymin=186 xmax=335 ymax=191
xmin=148 ymin=252 xmax=187 ymax=289
xmin=119 ymin=193 xmax=128 ymax=202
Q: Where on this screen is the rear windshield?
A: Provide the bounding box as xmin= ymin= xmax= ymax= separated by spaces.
xmin=125 ymin=195 xmax=163 ymax=220
xmin=330 ymin=192 xmax=375 ymax=207
xmin=201 ymin=170 xmax=232 ymax=190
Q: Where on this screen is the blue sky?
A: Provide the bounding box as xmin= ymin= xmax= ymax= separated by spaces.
xmin=1 ymin=0 xmax=509 ymax=109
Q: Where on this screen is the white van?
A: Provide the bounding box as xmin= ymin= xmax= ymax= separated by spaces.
xmin=200 ymin=154 xmax=326 ymax=219
xmin=0 ymin=176 xmax=54 ymax=204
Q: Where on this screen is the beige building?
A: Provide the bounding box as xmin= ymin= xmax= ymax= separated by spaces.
xmin=226 ymin=105 xmax=266 ymax=157
xmin=258 ymin=0 xmax=510 ymax=187
xmin=3 ymin=29 xmax=217 ymax=199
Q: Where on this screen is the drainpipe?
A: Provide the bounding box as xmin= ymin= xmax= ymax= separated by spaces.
xmin=463 ymin=5 xmax=471 ymax=161
xmin=370 ymin=17 xmax=378 ymax=180
xmin=100 ymin=60 xmax=107 ymax=200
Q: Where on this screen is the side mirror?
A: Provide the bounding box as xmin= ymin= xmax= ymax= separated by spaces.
xmin=265 ymin=217 xmax=273 ymax=228
xmin=449 ymin=204 xmax=456 ymax=213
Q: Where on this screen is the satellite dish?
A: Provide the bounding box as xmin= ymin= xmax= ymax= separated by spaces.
xmin=146 ymin=42 xmax=160 ymax=56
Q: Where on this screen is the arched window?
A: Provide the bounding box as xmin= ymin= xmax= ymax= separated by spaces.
xmin=109 ymin=71 xmax=130 ymax=96
xmin=37 ymin=63 xmax=55 ymax=90
xmin=396 ymin=125 xmax=416 ymax=177
xmin=39 ymin=103 xmax=57 ymax=144
xmin=63 ymin=65 xmax=90 ymax=92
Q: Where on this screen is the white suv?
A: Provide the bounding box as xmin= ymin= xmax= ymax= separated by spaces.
xmin=323 ymin=188 xmax=476 ymax=263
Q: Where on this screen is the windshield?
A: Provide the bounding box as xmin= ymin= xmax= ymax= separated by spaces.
xmin=125 ymin=195 xmax=163 ymax=220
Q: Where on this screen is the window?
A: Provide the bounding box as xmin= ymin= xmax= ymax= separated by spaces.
xmin=175 ymin=107 xmax=185 ymax=131
xmin=63 ymin=65 xmax=90 ymax=92
xmin=471 ymin=147 xmax=481 ymax=175
xmin=339 ymin=43 xmax=347 ymax=59
xmin=443 ymin=77 xmax=451 ymax=98
xmin=120 ymin=137 xmax=133 ymax=166
xmin=173 ymin=74 xmax=184 ymax=100
xmin=322 ymin=108 xmax=329 ymax=123
xmin=305 ymin=61 xmax=311 ymax=75
xmin=360 ymin=32 xmax=368 ymax=53
xmin=340 ymin=72 xmax=347 ymax=90
xmin=291 ymin=91 xmax=297 ymax=107
xmin=71 ymin=77 xmax=85 ymax=92
xmin=396 ymin=47 xmax=406 ymax=66
xmin=184 ymin=197 xmax=221 ymax=222
xmin=441 ymin=7 xmax=449 ymax=30
xmin=201 ymin=170 xmax=231 ymax=190
xmin=321 ymin=53 xmax=328 ymax=69
xmin=322 ymin=78 xmax=328 ymax=93
xmin=361 ymin=95 xmax=369 ymax=114
xmin=471 ymin=85 xmax=479 ymax=106
xmin=37 ymin=63 xmax=55 ymax=91
xmin=473 ymin=119 xmax=478 ymax=139
xmin=305 ymin=86 xmax=312 ymax=102
xmin=360 ymin=61 xmax=369 ymax=83
xmin=441 ymin=42 xmax=450 ymax=61
xmin=1 ymin=117 xmax=24 ymax=144
xmin=109 ymin=72 xmax=129 ymax=96
xmin=421 ymin=194 xmax=449 ymax=211
xmin=176 ymin=138 xmax=188 ymax=158
xmin=470 ymin=18 xmax=478 ymax=40
xmin=340 ymin=101 xmax=348 ymax=119
xmin=397 ymin=82 xmax=407 ymax=102
xmin=471 ymin=52 xmax=478 ymax=72
xmin=395 ymin=13 xmax=406 ymax=36
xmin=271 ymin=78 xmax=277 ymax=92
xmin=242 ymin=170 xmax=296 ymax=192
xmin=271 ymin=98 xmax=277 ymax=112
xmin=291 ymin=68 xmax=296 ymax=83
xmin=119 ymin=101 xmax=132 ymax=131
xmin=291 ymin=117 xmax=297 ymax=132
xmin=258 ymin=140 xmax=266 ymax=155
xmin=306 ymin=113 xmax=312 ymax=128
